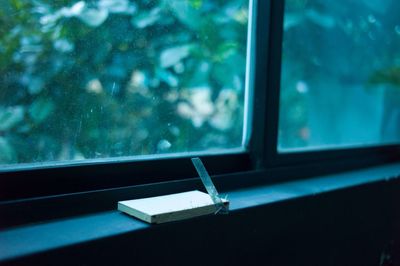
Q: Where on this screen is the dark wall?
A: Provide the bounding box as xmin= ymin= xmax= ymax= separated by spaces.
xmin=7 ymin=179 xmax=400 ymax=266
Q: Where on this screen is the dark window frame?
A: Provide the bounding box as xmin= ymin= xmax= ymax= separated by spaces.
xmin=0 ymin=0 xmax=399 ymax=203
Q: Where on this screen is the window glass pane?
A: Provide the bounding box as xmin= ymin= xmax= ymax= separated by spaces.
xmin=0 ymin=0 xmax=250 ymax=166
xmin=279 ymin=0 xmax=400 ymax=151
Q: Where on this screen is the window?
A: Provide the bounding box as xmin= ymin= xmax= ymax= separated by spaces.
xmin=0 ymin=0 xmax=399 ymax=201
xmin=279 ymin=0 xmax=400 ymax=151
xmin=0 ymin=0 xmax=250 ymax=167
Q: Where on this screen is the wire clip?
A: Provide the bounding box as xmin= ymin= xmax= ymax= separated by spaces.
xmin=191 ymin=157 xmax=229 ymax=214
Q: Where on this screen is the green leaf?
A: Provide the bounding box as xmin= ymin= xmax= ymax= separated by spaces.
xmin=0 ymin=106 xmax=24 ymax=131
xmin=132 ymin=8 xmax=161 ymax=29
xmin=63 ymin=1 xmax=110 ymax=28
xmin=99 ymin=0 xmax=135 ymax=14
xmin=165 ymin=1 xmax=202 ymax=30
xmin=28 ymin=98 xmax=55 ymax=124
xmin=78 ymin=8 xmax=108 ymax=27
xmin=28 ymin=77 xmax=45 ymax=95
xmin=156 ymin=68 xmax=179 ymax=87
xmin=189 ymin=0 xmax=203 ymax=9
xmin=214 ymin=42 xmax=239 ymax=62
xmin=160 ymin=45 xmax=192 ymax=68
xmin=369 ymin=67 xmax=400 ymax=88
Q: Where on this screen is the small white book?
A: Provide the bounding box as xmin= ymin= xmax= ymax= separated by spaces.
xmin=118 ymin=190 xmax=229 ymax=224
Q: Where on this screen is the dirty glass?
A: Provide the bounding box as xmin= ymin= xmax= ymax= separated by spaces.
xmin=279 ymin=0 xmax=400 ymax=151
xmin=0 ymin=0 xmax=250 ymax=166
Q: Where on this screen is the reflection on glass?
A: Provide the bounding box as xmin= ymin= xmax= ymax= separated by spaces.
xmin=0 ymin=0 xmax=249 ymax=166
xmin=279 ymin=0 xmax=400 ymax=151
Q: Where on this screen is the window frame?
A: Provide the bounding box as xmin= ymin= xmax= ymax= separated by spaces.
xmin=0 ymin=0 xmax=399 ymax=202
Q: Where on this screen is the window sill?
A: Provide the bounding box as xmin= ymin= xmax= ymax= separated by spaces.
xmin=1 ymin=162 xmax=399 ymax=264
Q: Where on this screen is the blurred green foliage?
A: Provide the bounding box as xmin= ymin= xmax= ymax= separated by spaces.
xmin=4 ymin=0 xmax=399 ymax=164
xmin=279 ymin=0 xmax=400 ymax=149
xmin=369 ymin=67 xmax=400 ymax=88
xmin=0 ymin=0 xmax=249 ymax=165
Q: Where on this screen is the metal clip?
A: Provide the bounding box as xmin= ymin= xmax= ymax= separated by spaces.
xmin=191 ymin=157 xmax=229 ymax=214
